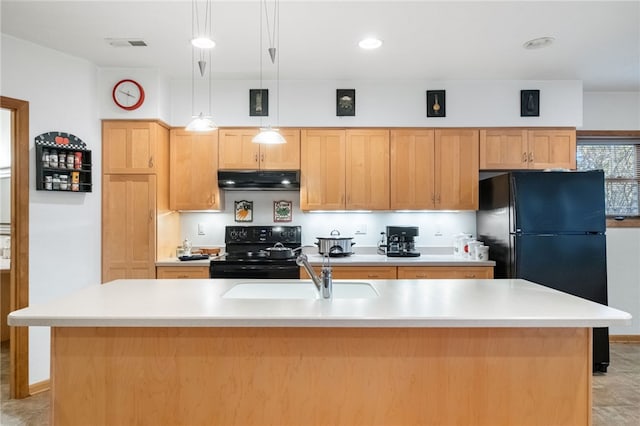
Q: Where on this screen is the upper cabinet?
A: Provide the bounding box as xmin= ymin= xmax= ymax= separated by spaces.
xmin=103 ymin=121 xmax=166 ymax=174
xmin=300 ymin=129 xmax=346 ymax=210
xmin=300 ymin=129 xmax=389 ymax=211
xmin=480 ymin=128 xmax=576 ymax=170
xmin=169 ymin=129 xmax=222 ymax=211
xmin=435 ymin=129 xmax=479 ymax=210
xmin=390 ymin=129 xmax=435 ymax=209
xmin=218 ymin=128 xmax=300 ymax=170
xmin=390 ymin=129 xmax=478 ymax=210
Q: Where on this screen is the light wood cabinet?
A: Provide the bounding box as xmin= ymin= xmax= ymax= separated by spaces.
xmin=218 ymin=128 xmax=300 ymax=170
xmin=390 ymin=128 xmax=478 ymax=210
xmin=345 ymin=129 xmax=390 ymax=210
xmin=527 ymin=129 xmax=576 ymax=169
xmin=480 ymin=128 xmax=576 ymax=170
xmin=397 ymin=266 xmax=494 ymax=279
xmin=102 ymin=121 xmax=179 ymax=283
xmin=301 ymin=266 xmax=397 ymax=280
xmin=300 ymin=129 xmax=346 ymax=210
xmin=156 ymin=266 xmax=209 ymax=279
xmin=103 ymin=121 xmax=165 ymax=174
xmin=102 ymin=174 xmax=157 ymax=281
xmin=169 ymin=129 xmax=222 ymax=211
xmin=390 ymin=129 xmax=435 ymax=209
xmin=301 ymin=129 xmax=389 ymax=210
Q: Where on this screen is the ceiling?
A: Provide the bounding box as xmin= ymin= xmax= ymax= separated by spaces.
xmin=1 ymin=1 xmax=639 ymax=91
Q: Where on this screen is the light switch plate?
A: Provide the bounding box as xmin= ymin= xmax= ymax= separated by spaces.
xmin=355 ymin=224 xmax=367 ymax=235
xmin=197 ymin=223 xmax=205 ymax=235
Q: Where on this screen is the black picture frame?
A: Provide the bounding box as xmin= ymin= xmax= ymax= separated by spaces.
xmin=249 ymin=89 xmax=268 ymax=116
xmin=521 ymin=90 xmax=540 ymax=117
xmin=426 ymin=90 xmax=446 ymax=117
xmin=234 ymin=200 xmax=253 ymax=222
xmin=336 ymin=89 xmax=356 ymax=116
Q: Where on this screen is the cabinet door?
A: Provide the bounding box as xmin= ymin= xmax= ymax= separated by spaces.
xmin=103 ymin=121 xmax=159 ymax=174
xmin=300 ymin=129 xmax=346 ymax=210
xmin=156 ymin=266 xmax=209 ymax=279
xmin=397 ymin=266 xmax=493 ymax=279
xmin=390 ymin=129 xmax=435 ymax=209
xmin=301 ymin=266 xmax=397 ymax=280
xmin=169 ymin=129 xmax=221 ymax=210
xmin=527 ymin=129 xmax=576 ymax=170
xmin=102 ymin=174 xmax=157 ymax=282
xmin=346 ymin=129 xmax=390 ymax=210
xmin=434 ymin=129 xmax=479 ymax=210
xmin=260 ymin=128 xmax=301 ymax=170
xmin=479 ymin=129 xmax=529 ymax=170
xmin=218 ymin=128 xmax=260 ymax=169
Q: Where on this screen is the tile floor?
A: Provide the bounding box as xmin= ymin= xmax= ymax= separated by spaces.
xmin=1 ymin=341 xmax=639 ymax=425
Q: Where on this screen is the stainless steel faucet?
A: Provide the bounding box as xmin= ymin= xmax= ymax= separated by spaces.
xmin=296 ymin=253 xmax=332 ymax=299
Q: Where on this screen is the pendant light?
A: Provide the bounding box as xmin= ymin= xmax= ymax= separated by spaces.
xmin=186 ymin=0 xmax=217 ymax=132
xmin=252 ymin=0 xmax=286 ymax=145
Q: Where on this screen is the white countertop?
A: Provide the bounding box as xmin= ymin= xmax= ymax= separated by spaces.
xmin=8 ymin=278 xmax=630 ymax=328
xmin=156 ymin=254 xmax=495 ymax=267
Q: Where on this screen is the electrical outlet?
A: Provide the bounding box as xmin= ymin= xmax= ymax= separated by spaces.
xmin=197 ymin=223 xmax=205 ymax=235
xmin=355 ymin=224 xmax=367 ymax=235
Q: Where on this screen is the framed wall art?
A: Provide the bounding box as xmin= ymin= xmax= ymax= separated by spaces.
xmin=521 ymin=90 xmax=540 ymax=117
xmin=234 ymin=200 xmax=253 ymax=222
xmin=249 ymin=89 xmax=268 ymax=116
xmin=273 ymin=200 xmax=292 ymax=222
xmin=426 ymin=90 xmax=446 ymax=117
xmin=336 ymin=89 xmax=356 ymax=116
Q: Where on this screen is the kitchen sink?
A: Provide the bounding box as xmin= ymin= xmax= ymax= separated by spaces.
xmin=222 ymin=281 xmax=379 ymax=299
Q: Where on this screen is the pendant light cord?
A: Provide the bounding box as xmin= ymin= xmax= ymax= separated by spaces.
xmin=191 ymin=0 xmax=196 ymax=118
xmin=276 ymin=0 xmax=280 ymax=128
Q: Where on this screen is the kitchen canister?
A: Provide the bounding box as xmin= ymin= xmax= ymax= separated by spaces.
xmin=467 ymin=241 xmax=483 ymax=259
xmin=476 ymin=245 xmax=490 ymax=261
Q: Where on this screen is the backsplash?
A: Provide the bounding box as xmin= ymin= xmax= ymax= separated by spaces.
xmin=179 ymin=191 xmax=476 ymax=249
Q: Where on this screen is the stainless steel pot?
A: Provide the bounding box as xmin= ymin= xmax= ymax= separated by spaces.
xmin=263 ymin=243 xmax=303 ymax=259
xmin=315 ymin=230 xmax=355 ymax=256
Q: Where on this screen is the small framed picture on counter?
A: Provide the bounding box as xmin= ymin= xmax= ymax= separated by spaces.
xmin=273 ymin=200 xmax=292 ymax=222
xmin=234 ymin=200 xmax=253 ymax=222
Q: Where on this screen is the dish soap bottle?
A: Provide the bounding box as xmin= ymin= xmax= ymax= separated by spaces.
xmin=182 ymin=238 xmax=192 ymax=256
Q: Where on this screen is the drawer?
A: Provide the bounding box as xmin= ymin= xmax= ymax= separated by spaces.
xmin=397 ymin=266 xmax=494 ymax=279
xmin=301 ymin=266 xmax=397 ymax=280
xmin=156 ymin=266 xmax=209 ymax=279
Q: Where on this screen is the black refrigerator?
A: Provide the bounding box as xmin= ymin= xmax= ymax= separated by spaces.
xmin=477 ymin=170 xmax=609 ymax=372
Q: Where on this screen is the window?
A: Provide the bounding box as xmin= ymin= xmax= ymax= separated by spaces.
xmin=577 ymin=138 xmax=640 ymax=217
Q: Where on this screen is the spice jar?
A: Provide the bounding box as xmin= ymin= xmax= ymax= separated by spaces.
xmin=74 ymin=152 xmax=82 ymax=170
xmin=52 ymin=174 xmax=60 ymax=190
xmin=59 ymin=174 xmax=68 ymax=190
xmin=50 ymin=150 xmax=58 ymax=168
xmin=66 ymin=153 xmax=74 ymax=169
xmin=71 ymin=171 xmax=80 ymax=191
xmin=42 ymin=149 xmax=50 ymax=168
xmin=44 ymin=176 xmax=52 ymax=190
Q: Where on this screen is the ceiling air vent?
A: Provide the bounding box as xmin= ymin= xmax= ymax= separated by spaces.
xmin=105 ymin=38 xmax=148 ymax=47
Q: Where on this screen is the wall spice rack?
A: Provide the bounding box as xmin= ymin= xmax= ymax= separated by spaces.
xmin=35 ymin=132 xmax=92 ymax=192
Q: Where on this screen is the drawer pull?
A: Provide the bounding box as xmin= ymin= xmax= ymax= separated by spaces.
xmin=178 ymin=275 xmax=188 ymax=278
xmin=416 ymin=274 xmax=427 ymax=278
xmin=464 ymin=274 xmax=476 ymax=278
xmin=367 ymin=274 xmax=379 ymax=278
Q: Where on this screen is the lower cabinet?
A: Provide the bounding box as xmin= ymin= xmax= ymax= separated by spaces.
xmin=397 ymin=266 xmax=494 ymax=279
xmin=156 ymin=266 xmax=209 ymax=279
xmin=301 ymin=265 xmax=493 ymax=280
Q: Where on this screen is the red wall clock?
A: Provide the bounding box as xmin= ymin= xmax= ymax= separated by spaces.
xmin=112 ymin=79 xmax=145 ymax=110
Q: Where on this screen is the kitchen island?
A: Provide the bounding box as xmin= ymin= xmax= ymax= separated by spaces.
xmin=9 ymin=278 xmax=631 ymax=426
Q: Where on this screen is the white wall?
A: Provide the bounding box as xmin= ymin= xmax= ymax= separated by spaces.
xmin=1 ymin=34 xmax=102 ymax=384
xmin=169 ymin=79 xmax=583 ymax=128
xmin=583 ymin=91 xmax=640 ymax=335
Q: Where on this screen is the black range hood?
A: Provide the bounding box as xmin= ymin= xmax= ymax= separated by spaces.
xmin=218 ymin=170 xmax=300 ymax=191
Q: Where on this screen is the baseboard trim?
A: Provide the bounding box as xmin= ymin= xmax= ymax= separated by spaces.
xmin=29 ymin=379 xmax=50 ymax=395
xmin=609 ymin=335 xmax=640 ymax=343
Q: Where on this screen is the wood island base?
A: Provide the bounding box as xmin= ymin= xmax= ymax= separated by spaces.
xmin=51 ymin=326 xmax=591 ymax=426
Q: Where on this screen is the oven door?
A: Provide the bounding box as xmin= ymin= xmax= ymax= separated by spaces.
xmin=210 ymin=262 xmax=299 ymax=279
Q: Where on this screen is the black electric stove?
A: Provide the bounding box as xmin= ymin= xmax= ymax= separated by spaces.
xmin=209 ymin=226 xmax=302 ymax=279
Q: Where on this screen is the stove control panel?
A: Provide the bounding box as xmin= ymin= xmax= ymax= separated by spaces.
xmin=225 ymin=226 xmax=302 ymax=245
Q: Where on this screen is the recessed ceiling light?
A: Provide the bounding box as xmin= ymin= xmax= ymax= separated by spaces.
xmin=358 ymin=38 xmax=383 ymax=50
xmin=523 ymin=36 xmax=555 ymax=50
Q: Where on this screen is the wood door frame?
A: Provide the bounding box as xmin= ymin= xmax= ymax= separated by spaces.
xmin=1 ymin=96 xmax=30 ymax=399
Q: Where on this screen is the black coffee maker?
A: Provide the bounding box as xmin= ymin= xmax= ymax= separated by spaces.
xmin=385 ymin=226 xmax=420 ymax=257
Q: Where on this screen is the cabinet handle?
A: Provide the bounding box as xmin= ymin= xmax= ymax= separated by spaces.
xmin=149 ymin=210 xmax=153 ymax=222
xmin=431 ymin=194 xmax=435 ymax=203
xmin=522 ymin=152 xmax=527 ymax=163
xmin=367 ymin=274 xmax=379 ymax=278
xmin=212 ymin=193 xmax=216 ymax=205
xmin=528 ymin=152 xmax=534 ymax=163
xmin=254 ymin=153 xmax=259 ymax=163
xmin=464 ymin=274 xmax=476 ymax=278
xmin=148 ymin=156 xmax=154 ymax=168
xmin=178 ymin=275 xmax=188 ymax=279
xmin=436 ymin=194 xmax=441 ymax=203
xmin=416 ymin=274 xmax=427 ymax=278
xmin=261 ymin=153 xmax=265 ymax=162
